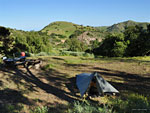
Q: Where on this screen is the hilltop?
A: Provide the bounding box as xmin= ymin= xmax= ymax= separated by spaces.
xmin=40 ymin=21 xmax=97 ymax=37
xmin=40 ymin=21 xmax=101 ymax=45
xmin=41 ymin=20 xmax=150 ymax=40
xmin=41 ymin=21 xmax=77 ymax=37
xmin=106 ymin=20 xmax=150 ymax=32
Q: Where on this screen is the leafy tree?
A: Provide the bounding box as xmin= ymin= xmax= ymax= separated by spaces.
xmin=12 ymin=31 xmax=51 ymax=54
xmin=93 ymin=33 xmax=127 ymax=57
xmin=64 ymin=38 xmax=88 ymax=52
xmin=93 ymin=24 xmax=150 ymax=57
xmin=0 ymin=27 xmax=14 ymax=56
xmin=125 ymin=25 xmax=150 ymax=56
xmin=91 ymin=39 xmax=101 ymax=50
xmin=112 ymin=41 xmax=127 ymax=57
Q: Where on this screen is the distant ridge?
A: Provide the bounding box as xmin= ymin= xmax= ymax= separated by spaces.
xmin=41 ymin=20 xmax=150 ymax=37
xmin=1 ymin=20 xmax=149 ymax=42
xmin=106 ymin=20 xmax=150 ymax=32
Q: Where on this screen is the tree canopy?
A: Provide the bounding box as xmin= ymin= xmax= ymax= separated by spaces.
xmin=93 ymin=25 xmax=150 ymax=57
xmin=0 ymin=27 xmax=14 ymax=56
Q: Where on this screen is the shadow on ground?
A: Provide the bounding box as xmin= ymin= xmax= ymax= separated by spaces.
xmin=15 ymin=66 xmax=78 ymax=102
xmin=0 ymin=63 xmax=80 ymax=112
xmin=65 ymin=77 xmax=80 ymax=97
xmin=92 ymin=67 xmax=150 ymax=96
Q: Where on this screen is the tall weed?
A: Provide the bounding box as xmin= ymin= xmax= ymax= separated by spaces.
xmin=30 ymin=106 xmax=49 ymax=113
xmin=109 ymin=93 xmax=150 ymax=113
xmin=68 ymin=101 xmax=114 ymax=113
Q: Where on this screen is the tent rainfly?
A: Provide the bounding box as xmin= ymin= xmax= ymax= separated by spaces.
xmin=76 ymin=72 xmax=119 ymax=97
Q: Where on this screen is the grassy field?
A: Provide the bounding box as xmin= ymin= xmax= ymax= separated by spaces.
xmin=0 ymin=56 xmax=150 ymax=112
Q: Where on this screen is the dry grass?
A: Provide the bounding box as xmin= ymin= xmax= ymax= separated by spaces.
xmin=0 ymin=56 xmax=150 ymax=112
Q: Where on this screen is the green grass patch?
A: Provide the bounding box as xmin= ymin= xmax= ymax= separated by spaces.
xmin=41 ymin=64 xmax=55 ymax=70
xmin=0 ymin=103 xmax=23 ymax=113
xmin=67 ymin=101 xmax=114 ymax=113
xmin=30 ymin=106 xmax=49 ymax=113
xmin=109 ymin=93 xmax=150 ymax=113
xmin=60 ymin=51 xmax=94 ymax=57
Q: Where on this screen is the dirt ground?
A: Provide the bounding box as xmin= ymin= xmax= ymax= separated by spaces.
xmin=0 ymin=56 xmax=150 ymax=112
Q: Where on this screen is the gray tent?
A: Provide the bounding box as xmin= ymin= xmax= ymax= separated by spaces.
xmin=76 ymin=72 xmax=119 ymax=97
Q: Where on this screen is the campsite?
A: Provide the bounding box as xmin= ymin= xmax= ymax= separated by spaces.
xmin=0 ymin=56 xmax=150 ymax=112
xmin=0 ymin=1 xmax=150 ymax=112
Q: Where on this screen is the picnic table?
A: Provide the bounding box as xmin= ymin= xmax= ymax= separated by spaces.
xmin=3 ymin=56 xmax=41 ymax=68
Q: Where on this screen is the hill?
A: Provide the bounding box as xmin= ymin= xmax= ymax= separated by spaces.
xmin=41 ymin=20 xmax=150 ymax=42
xmin=1 ymin=20 xmax=150 ymax=53
xmin=40 ymin=21 xmax=102 ymax=46
xmin=106 ymin=20 xmax=150 ymax=32
xmin=41 ymin=21 xmax=78 ymax=37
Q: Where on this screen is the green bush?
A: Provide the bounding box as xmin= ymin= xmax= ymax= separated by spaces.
xmin=0 ymin=104 xmax=23 ymax=113
xmin=68 ymin=101 xmax=114 ymax=113
xmin=109 ymin=93 xmax=150 ymax=113
xmin=41 ymin=64 xmax=55 ymax=70
xmin=83 ymin=53 xmax=95 ymax=58
xmin=93 ymin=33 xmax=127 ymax=57
xmin=12 ymin=31 xmax=52 ymax=54
xmin=30 ymin=106 xmax=49 ymax=113
xmin=64 ymin=38 xmax=88 ymax=52
xmin=127 ymin=94 xmax=150 ymax=110
xmin=93 ymin=25 xmax=150 ymax=57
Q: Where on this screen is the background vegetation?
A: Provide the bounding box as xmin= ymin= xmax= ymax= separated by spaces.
xmin=0 ymin=20 xmax=150 ymax=112
xmin=93 ymin=25 xmax=150 ymax=57
xmin=1 ymin=20 xmax=150 ymax=58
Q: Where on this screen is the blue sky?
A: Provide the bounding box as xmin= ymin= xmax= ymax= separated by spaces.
xmin=0 ymin=0 xmax=149 ymax=31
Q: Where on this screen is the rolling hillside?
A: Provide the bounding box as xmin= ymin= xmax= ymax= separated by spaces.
xmin=41 ymin=21 xmax=97 ymax=36
xmin=41 ymin=21 xmax=78 ymax=37
xmin=1 ymin=20 xmax=150 ymax=49
xmin=107 ymin=20 xmax=150 ymax=32
xmin=41 ymin=20 xmax=150 ymax=41
xmin=40 ymin=21 xmax=101 ymax=45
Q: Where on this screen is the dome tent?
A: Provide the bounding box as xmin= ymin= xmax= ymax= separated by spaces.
xmin=76 ymin=72 xmax=119 ymax=97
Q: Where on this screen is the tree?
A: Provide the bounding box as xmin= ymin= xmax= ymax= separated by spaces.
xmin=12 ymin=31 xmax=51 ymax=54
xmin=124 ymin=25 xmax=150 ymax=56
xmin=93 ymin=25 xmax=150 ymax=57
xmin=91 ymin=39 xmax=101 ymax=50
xmin=0 ymin=27 xmax=14 ymax=56
xmin=64 ymin=38 xmax=88 ymax=52
xmin=93 ymin=33 xmax=127 ymax=57
xmin=112 ymin=41 xmax=127 ymax=57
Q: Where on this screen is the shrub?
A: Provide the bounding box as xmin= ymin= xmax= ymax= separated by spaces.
xmin=93 ymin=33 xmax=127 ymax=57
xmin=64 ymin=38 xmax=88 ymax=52
xmin=30 ymin=106 xmax=49 ymax=113
xmin=0 ymin=104 xmax=23 ymax=113
xmin=83 ymin=53 xmax=95 ymax=58
xmin=109 ymin=93 xmax=150 ymax=113
xmin=68 ymin=101 xmax=114 ymax=113
xmin=127 ymin=94 xmax=150 ymax=110
xmin=41 ymin=64 xmax=55 ymax=70
xmin=12 ymin=31 xmax=52 ymax=54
